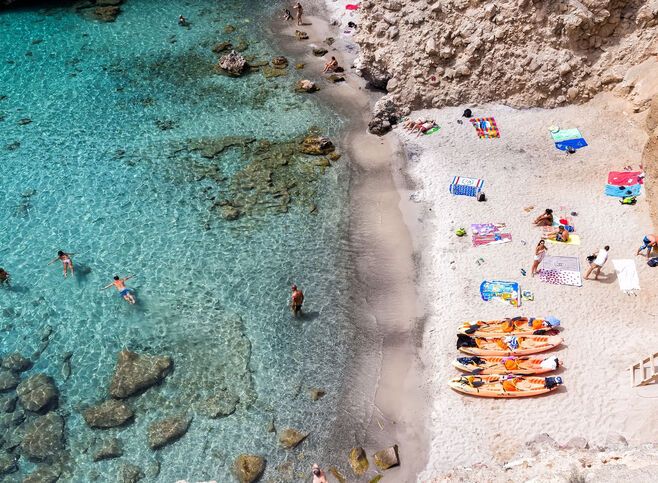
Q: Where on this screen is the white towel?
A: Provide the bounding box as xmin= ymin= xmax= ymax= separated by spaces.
xmin=612 ymin=259 xmax=640 ymax=292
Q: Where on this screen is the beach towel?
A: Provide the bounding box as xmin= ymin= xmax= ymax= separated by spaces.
xmin=605 ymin=183 xmax=642 ymax=197
xmin=345 ymin=4 xmax=360 ymax=9
xmin=538 ymin=256 xmax=582 ymax=287
xmin=471 ymin=223 xmax=512 ymax=247
xmin=449 ymin=176 xmax=484 ymax=197
xmin=470 ymin=117 xmax=500 ymax=139
xmin=612 ymin=259 xmax=640 ymax=293
xmin=424 ymin=126 xmax=440 ymax=136
xmin=545 ymin=234 xmax=581 ymax=246
xmin=480 ymin=280 xmax=521 ymax=307
xmin=550 ymin=128 xmax=587 ymax=151
xmin=608 ymin=171 xmax=643 ymax=186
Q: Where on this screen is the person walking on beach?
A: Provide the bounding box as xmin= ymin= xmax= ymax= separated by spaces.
xmin=48 ymin=250 xmax=75 ymax=277
xmin=293 ymin=2 xmax=303 ymax=26
xmin=530 ymin=240 xmax=548 ymax=277
xmin=102 ymin=275 xmax=136 ymax=304
xmin=584 ymin=245 xmax=610 ymax=280
xmin=533 ymin=208 xmax=553 ymax=226
xmin=0 ymin=267 xmax=10 ymax=287
xmin=637 ymin=234 xmax=657 ymax=257
xmin=290 ymin=284 xmax=304 ymax=317
xmin=311 ymin=464 xmax=328 ymax=483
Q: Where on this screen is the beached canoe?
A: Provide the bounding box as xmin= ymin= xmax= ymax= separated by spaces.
xmin=452 ymin=355 xmax=560 ymax=375
xmin=448 ymin=374 xmax=563 ymax=398
xmin=456 ymin=333 xmax=562 ymax=356
xmin=457 ymin=316 xmax=560 ymax=337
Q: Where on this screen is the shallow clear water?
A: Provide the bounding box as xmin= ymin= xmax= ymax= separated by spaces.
xmin=0 ymin=1 xmax=354 ymax=480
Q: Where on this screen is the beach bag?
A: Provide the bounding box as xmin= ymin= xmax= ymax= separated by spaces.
xmin=476 ymin=192 xmax=486 ymax=202
xmin=648 ymin=257 xmax=658 ymax=267
xmin=463 ymin=108 xmax=472 ymax=118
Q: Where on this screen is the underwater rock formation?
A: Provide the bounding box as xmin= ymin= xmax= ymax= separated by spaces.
xmin=233 ymin=454 xmax=265 ymax=483
xmin=109 ymin=349 xmax=172 ymax=399
xmin=83 ymin=399 xmax=134 ymax=428
xmin=20 ymin=412 xmax=65 ymax=462
xmin=147 ymin=414 xmax=192 ymax=449
xmin=16 ymin=374 xmax=58 ymax=412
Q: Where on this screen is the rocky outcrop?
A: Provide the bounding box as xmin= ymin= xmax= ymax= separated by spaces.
xmin=349 ymin=447 xmax=369 ymax=476
xmin=93 ymin=437 xmax=123 ymax=461
xmin=233 ymin=454 xmax=265 ymax=483
xmin=16 ymin=374 xmax=58 ymax=412
xmin=0 ymin=370 xmax=19 ymax=391
xmin=368 ymin=98 xmax=400 ymax=135
xmin=352 ymin=0 xmax=658 ymax=127
xmin=21 ymin=412 xmax=65 ymax=462
xmin=299 ymin=134 xmax=335 ymax=155
xmin=147 ymin=415 xmax=192 ymax=449
xmin=23 ymin=466 xmax=62 ymax=483
xmin=1 ymin=352 xmax=32 ymax=373
xmin=121 ymin=464 xmax=144 ymax=483
xmin=83 ymin=399 xmax=134 ymax=428
xmin=295 ymin=79 xmax=319 ymax=93
xmin=218 ymin=50 xmax=248 ymax=76
xmin=278 ymin=428 xmax=308 ymax=449
xmin=373 ymin=445 xmax=399 ymax=471
xmin=109 ymin=350 xmax=172 ymax=399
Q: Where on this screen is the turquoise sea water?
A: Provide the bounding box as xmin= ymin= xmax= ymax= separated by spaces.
xmin=0 ymin=1 xmax=356 ymax=480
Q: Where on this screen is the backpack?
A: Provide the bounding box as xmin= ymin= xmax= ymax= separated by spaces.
xmin=648 ymin=258 xmax=658 ymax=267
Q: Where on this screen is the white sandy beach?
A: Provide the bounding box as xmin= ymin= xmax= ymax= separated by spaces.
xmin=393 ymin=98 xmax=658 ymax=478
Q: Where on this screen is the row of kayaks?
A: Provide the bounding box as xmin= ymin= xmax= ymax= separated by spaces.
xmin=449 ymin=317 xmax=564 ymax=398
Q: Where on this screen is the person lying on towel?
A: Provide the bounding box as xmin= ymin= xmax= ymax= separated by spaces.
xmin=544 ymin=225 xmax=570 ymax=243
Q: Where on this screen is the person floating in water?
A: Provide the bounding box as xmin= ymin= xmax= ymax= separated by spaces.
xmin=48 ymin=250 xmax=75 ymax=277
xmin=293 ymin=2 xmax=303 ymax=26
xmin=0 ymin=267 xmax=10 ymax=287
xmin=290 ymin=284 xmax=304 ymax=317
xmin=178 ymin=15 xmax=188 ymax=27
xmin=103 ymin=275 xmax=136 ymax=304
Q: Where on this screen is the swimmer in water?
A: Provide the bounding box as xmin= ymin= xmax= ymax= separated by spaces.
xmin=102 ymin=275 xmax=136 ymax=304
xmin=48 ymin=250 xmax=75 ymax=277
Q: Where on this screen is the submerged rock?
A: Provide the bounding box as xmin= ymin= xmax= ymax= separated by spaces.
xmin=1 ymin=352 xmax=32 ymax=372
xmin=278 ymin=428 xmax=308 ymax=449
xmin=0 ymin=453 xmax=17 ymax=476
xmin=212 ymin=41 xmax=232 ymax=54
xmin=0 ymin=370 xmax=19 ymax=391
xmin=93 ymin=437 xmax=123 ymax=461
xmin=262 ymin=66 xmax=288 ymax=79
xmin=233 ymin=454 xmax=265 ymax=483
xmin=0 ymin=394 xmax=17 ymax=412
xmin=295 ymin=30 xmax=309 ymax=40
xmin=109 ymin=349 xmax=173 ymax=399
xmin=120 ymin=464 xmax=144 ymax=483
xmin=21 ymin=412 xmax=65 ymax=462
xmin=93 ymin=6 xmax=121 ymax=22
xmin=299 ymin=134 xmax=335 ymax=155
xmin=271 ymin=56 xmax=288 ymax=68
xmin=147 ymin=415 xmax=192 ymax=449
xmin=349 ymin=447 xmax=369 ymax=476
xmin=83 ymin=399 xmax=134 ymax=428
xmin=295 ymin=79 xmax=319 ymax=93
xmin=22 ymin=465 xmax=62 ymax=483
xmin=309 ymin=388 xmax=326 ymax=401
xmin=373 ymin=445 xmax=399 ymax=471
xmin=218 ymin=50 xmax=248 ymax=76
xmin=16 ymin=374 xmax=58 ymax=412
xmin=327 ymin=74 xmax=346 ymax=83
xmin=220 ymin=205 xmax=241 ymax=221
xmin=312 ymin=47 xmax=328 ymax=57
xmin=330 ymin=466 xmax=347 ymax=482
xmin=198 ymin=391 xmax=239 ymax=418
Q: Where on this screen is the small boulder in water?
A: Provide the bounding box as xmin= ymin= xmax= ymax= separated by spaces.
xmin=271 ymin=56 xmax=288 ymax=68
xmin=1 ymin=352 xmax=32 ymax=373
xmin=147 ymin=414 xmax=192 ymax=449
xmin=93 ymin=437 xmax=123 ymax=461
xmin=295 ymin=79 xmax=319 ymax=93
xmin=312 ymin=47 xmax=329 ymax=56
xmin=295 ymin=30 xmax=309 ymax=40
xmin=233 ymin=454 xmax=265 ymax=483
xmin=373 ymin=445 xmax=400 ymax=471
xmin=221 ymin=205 xmax=241 ymax=221
xmin=120 ymin=464 xmax=144 ymax=483
xmin=349 ymin=447 xmax=369 ymax=476
xmin=0 ymin=370 xmax=19 ymax=392
xmin=109 ymin=349 xmax=172 ymax=399
xmin=83 ymin=399 xmax=134 ymax=428
xmin=21 ymin=412 xmax=65 ymax=462
xmin=278 ymin=428 xmax=308 ymax=449
xmin=16 ymin=374 xmax=58 ymax=412
xmin=218 ymin=50 xmax=248 ymax=76
xmin=299 ymin=134 xmax=335 ymax=155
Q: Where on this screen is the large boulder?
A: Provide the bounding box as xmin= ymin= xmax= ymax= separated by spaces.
xmin=233 ymin=454 xmax=265 ymax=483
xmin=373 ymin=445 xmax=399 ymax=471
xmin=278 ymin=428 xmax=308 ymax=449
xmin=21 ymin=412 xmax=65 ymax=462
xmin=93 ymin=437 xmax=123 ymax=461
xmin=109 ymin=350 xmax=172 ymax=399
xmin=368 ymin=97 xmax=399 ymax=136
xmin=218 ymin=50 xmax=248 ymax=76
xmin=1 ymin=352 xmax=32 ymax=372
xmin=299 ymin=135 xmax=335 ymax=155
xmin=16 ymin=374 xmax=58 ymax=412
xmin=147 ymin=415 xmax=192 ymax=449
xmin=83 ymin=400 xmax=134 ymax=428
xmin=0 ymin=370 xmax=19 ymax=391
xmin=349 ymin=447 xmax=369 ymax=476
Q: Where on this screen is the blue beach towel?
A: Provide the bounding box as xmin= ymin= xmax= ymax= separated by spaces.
xmin=551 ymin=128 xmax=587 ymax=151
xmin=479 ymin=280 xmax=521 ymax=307
xmin=449 ymin=176 xmax=484 ymax=197
xmin=605 ymin=183 xmax=642 ymax=197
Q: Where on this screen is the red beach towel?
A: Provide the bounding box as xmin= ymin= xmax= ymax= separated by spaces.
xmin=346 ymin=4 xmax=360 ymax=10
xmin=608 ymin=171 xmax=643 ymax=186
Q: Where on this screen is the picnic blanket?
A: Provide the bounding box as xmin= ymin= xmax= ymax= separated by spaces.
xmin=449 ymin=176 xmax=484 ymax=197
xmin=605 ymin=183 xmax=642 ymax=197
xmin=545 ymin=234 xmax=581 ymax=246
xmin=470 ymin=117 xmax=500 ymax=139
xmin=538 ymin=256 xmax=582 ymax=286
xmin=608 ymin=171 xmax=643 ymax=186
xmin=480 ymin=280 xmax=521 ymax=307
xmin=550 ymin=128 xmax=587 ymax=151
xmin=471 ymin=223 xmax=512 ymax=247
xmin=612 ymin=259 xmax=640 ymax=292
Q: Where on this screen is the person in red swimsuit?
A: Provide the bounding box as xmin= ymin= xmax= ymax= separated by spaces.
xmin=290 ymin=284 xmax=304 ymax=317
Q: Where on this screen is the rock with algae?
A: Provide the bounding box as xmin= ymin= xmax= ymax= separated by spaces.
xmin=279 ymin=428 xmax=308 ymax=449
xmin=233 ymin=454 xmax=265 ymax=483
xmin=373 ymin=444 xmax=399 ymax=471
xmin=349 ymin=446 xmax=369 ymax=476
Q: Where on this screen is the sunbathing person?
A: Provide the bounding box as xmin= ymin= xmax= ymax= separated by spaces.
xmin=416 ymin=120 xmax=436 ymax=137
xmin=402 ymin=118 xmax=423 ymax=130
xmin=322 ymin=56 xmax=339 ymax=73
xmin=545 ymin=225 xmax=569 ymax=243
xmin=533 ymin=208 xmax=553 ymax=226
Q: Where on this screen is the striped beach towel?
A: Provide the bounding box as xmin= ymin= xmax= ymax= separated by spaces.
xmin=471 ymin=223 xmax=512 ymax=247
xmin=550 ymin=128 xmax=587 ymax=151
xmin=470 ymin=117 xmax=500 ymax=138
xmin=450 ymin=176 xmax=484 ymax=197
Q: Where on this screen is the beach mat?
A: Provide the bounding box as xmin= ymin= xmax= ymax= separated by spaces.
xmin=551 ymin=128 xmax=587 ymax=151
xmin=471 ymin=223 xmax=512 ymax=247
xmin=538 ymin=256 xmax=582 ymax=287
xmin=424 ymin=126 xmax=440 ymax=136
xmin=480 ymin=280 xmax=520 ymax=307
xmin=608 ymin=171 xmax=643 ymax=186
xmin=470 ymin=117 xmax=500 ymax=139
xmin=605 ymin=183 xmax=642 ymax=197
xmin=612 ymin=259 xmax=640 ymax=292
xmin=545 ymin=234 xmax=581 ymax=246
xmin=449 ymin=176 xmax=484 ymax=197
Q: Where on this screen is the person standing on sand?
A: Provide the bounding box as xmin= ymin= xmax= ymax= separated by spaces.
xmin=102 ymin=275 xmax=136 ymax=304
xmin=0 ymin=267 xmax=10 ymax=287
xmin=48 ymin=250 xmax=75 ymax=277
xmin=311 ymin=464 xmax=328 ymax=483
xmin=585 ymin=245 xmax=609 ymax=280
xmin=530 ymin=240 xmax=548 ymax=277
xmin=293 ymin=2 xmax=303 ymax=26
xmin=637 ymin=234 xmax=657 ymax=257
xmin=290 ymin=284 xmax=304 ymax=317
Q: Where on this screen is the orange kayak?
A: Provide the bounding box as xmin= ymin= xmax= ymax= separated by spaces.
xmin=457 ymin=316 xmax=560 ymax=337
xmin=457 ymin=334 xmax=562 ymax=356
xmin=452 ymin=355 xmax=560 ymax=375
xmin=449 ymin=374 xmax=563 ymax=398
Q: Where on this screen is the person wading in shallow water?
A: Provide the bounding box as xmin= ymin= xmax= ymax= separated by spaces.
xmin=102 ymin=275 xmax=136 ymax=304
xmin=290 ymin=284 xmax=304 ymax=317
xmin=0 ymin=267 xmax=10 ymax=287
xmin=293 ymin=2 xmax=303 ymax=26
xmin=48 ymin=250 xmax=75 ymax=278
